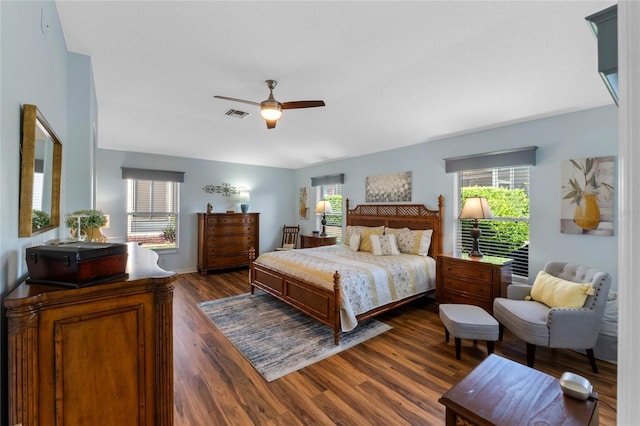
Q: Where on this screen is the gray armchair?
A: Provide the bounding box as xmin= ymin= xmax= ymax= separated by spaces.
xmin=493 ymin=262 xmax=611 ymax=373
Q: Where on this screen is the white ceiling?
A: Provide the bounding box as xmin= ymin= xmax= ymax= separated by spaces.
xmin=56 ymin=1 xmax=615 ymax=169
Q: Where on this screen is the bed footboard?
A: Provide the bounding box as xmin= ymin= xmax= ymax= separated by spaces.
xmin=249 ymin=248 xmax=342 ymax=344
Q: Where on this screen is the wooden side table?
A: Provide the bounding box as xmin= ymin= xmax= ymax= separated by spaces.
xmin=439 ymin=354 xmax=599 ymax=425
xmin=436 ymin=252 xmax=513 ymax=314
xmin=300 ymin=234 xmax=337 ymax=248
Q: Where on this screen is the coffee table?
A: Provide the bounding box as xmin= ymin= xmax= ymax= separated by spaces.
xmin=438 ymin=355 xmax=599 ymax=425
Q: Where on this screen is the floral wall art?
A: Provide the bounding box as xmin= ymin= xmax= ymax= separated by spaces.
xmin=365 ymin=171 xmax=412 ymax=202
xmin=561 ymin=156 xmax=615 ymax=236
xmin=299 ymin=186 xmax=309 ymax=219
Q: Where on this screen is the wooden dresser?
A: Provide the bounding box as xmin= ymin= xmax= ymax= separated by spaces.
xmin=436 ymin=252 xmax=513 ymax=314
xmin=197 ymin=212 xmax=259 ymax=273
xmin=4 ymin=243 xmax=176 ymax=426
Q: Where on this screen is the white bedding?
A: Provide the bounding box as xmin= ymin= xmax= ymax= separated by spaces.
xmin=254 ymin=244 xmax=436 ymax=331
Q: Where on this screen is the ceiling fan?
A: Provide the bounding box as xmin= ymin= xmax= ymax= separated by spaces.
xmin=214 ymin=80 xmax=325 ymax=129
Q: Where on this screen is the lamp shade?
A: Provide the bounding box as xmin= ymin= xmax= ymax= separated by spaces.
xmin=315 ymin=200 xmax=334 ymax=214
xmin=239 ymin=191 xmax=250 ymax=203
xmin=459 ymin=197 xmax=493 ymax=219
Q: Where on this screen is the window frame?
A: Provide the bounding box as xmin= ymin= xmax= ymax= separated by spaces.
xmin=126 ymin=178 xmax=180 ymax=252
xmin=316 ymin=183 xmax=343 ymax=242
xmin=455 ymin=166 xmax=530 ymax=279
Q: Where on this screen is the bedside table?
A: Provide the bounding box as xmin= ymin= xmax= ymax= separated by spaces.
xmin=300 ymin=234 xmax=337 ymax=248
xmin=436 ymin=252 xmax=513 ymax=314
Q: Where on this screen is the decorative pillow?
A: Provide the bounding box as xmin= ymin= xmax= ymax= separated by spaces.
xmin=529 ymin=270 xmax=595 ymax=308
xmin=343 ymin=226 xmax=367 ymax=247
xmin=370 ymin=234 xmax=401 ymax=256
xmin=358 ymin=227 xmax=385 ymax=252
xmin=283 ymin=243 xmax=295 ymax=249
xmin=349 ymin=233 xmax=361 ymax=252
xmin=385 ymin=227 xmax=433 ymax=256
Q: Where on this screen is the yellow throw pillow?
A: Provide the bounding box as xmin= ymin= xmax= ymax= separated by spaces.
xmin=529 ymin=270 xmax=594 ymax=308
xmin=358 ymin=227 xmax=384 ymax=252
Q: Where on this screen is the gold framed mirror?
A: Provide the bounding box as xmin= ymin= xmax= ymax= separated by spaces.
xmin=19 ymin=104 xmax=62 ymax=237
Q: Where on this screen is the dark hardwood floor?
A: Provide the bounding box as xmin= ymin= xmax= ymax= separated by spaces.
xmin=173 ymin=270 xmax=617 ymax=425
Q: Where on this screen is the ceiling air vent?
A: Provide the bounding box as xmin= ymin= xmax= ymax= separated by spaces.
xmin=225 ymin=109 xmax=251 ymax=119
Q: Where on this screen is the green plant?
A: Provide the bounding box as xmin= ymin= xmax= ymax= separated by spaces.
xmin=461 ymin=187 xmax=529 ymax=252
xmin=65 ymin=209 xmax=107 ymax=230
xmin=324 ymin=195 xmax=343 ymax=226
xmin=162 ymin=217 xmax=177 ymax=243
xmin=32 ymin=209 xmax=50 ymax=230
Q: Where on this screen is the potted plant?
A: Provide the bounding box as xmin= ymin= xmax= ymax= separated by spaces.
xmin=32 ymin=209 xmax=51 ymax=230
xmin=65 ymin=209 xmax=107 ymax=241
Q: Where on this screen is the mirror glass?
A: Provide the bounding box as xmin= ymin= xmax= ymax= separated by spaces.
xmin=19 ymin=104 xmax=62 ymax=237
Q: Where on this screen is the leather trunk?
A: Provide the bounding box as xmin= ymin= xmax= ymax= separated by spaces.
xmin=26 ymin=242 xmax=128 ymax=287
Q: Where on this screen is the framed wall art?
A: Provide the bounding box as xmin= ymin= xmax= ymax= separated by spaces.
xmin=365 ymin=171 xmax=412 ymax=202
xmin=299 ymin=186 xmax=309 ymax=219
xmin=561 ymin=156 xmax=615 ymax=236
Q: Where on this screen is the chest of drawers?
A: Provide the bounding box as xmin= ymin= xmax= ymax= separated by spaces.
xmin=436 ymin=253 xmax=513 ymax=314
xmin=197 ymin=212 xmax=259 ymax=273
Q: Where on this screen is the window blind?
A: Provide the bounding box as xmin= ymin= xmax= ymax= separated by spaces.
xmin=311 ymin=173 xmax=345 ymax=187
xmin=121 ymin=167 xmax=185 ymax=183
xmin=126 ymin=178 xmax=180 ymax=250
xmin=444 ymin=146 xmax=537 ymax=173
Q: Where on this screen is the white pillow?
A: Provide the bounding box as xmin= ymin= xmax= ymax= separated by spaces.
xmin=385 ymin=227 xmax=433 ymax=256
xmin=349 ymin=233 xmax=361 ymax=252
xmin=370 ymin=234 xmax=401 ymax=256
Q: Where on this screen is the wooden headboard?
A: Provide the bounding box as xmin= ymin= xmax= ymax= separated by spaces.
xmin=345 ymin=195 xmax=444 ymax=257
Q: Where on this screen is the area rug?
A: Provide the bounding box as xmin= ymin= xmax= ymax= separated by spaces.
xmin=198 ymin=291 xmax=392 ymax=381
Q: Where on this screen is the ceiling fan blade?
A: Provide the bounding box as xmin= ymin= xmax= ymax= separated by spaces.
xmin=282 ymin=100 xmax=325 ymax=110
xmin=214 ymin=95 xmax=260 ymax=106
xmin=266 ymin=119 xmax=277 ymax=129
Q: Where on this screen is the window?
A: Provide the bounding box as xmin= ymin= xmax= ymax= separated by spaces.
xmin=122 ymin=167 xmax=184 ymax=251
xmin=456 ymin=166 xmax=530 ymax=278
xmin=311 ymin=174 xmax=345 ymax=243
xmin=317 ymin=183 xmax=343 ymax=242
xmin=126 ymin=179 xmax=179 ymax=250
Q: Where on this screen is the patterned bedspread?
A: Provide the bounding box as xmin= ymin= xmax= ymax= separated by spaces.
xmin=254 ymin=244 xmax=436 ymax=331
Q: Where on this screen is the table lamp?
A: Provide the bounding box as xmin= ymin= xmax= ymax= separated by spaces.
xmin=239 ymin=191 xmax=250 ymax=213
xmin=315 ymin=200 xmax=334 ymax=237
xmin=459 ymin=196 xmax=493 ymax=257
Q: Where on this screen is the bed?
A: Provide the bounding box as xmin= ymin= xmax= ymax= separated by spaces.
xmin=249 ymin=196 xmax=444 ymax=344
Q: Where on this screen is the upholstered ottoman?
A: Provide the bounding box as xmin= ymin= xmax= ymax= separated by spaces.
xmin=439 ymin=304 xmax=499 ymax=360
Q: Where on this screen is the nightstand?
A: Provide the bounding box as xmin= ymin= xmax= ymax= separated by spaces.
xmin=436 ymin=252 xmax=513 ymax=314
xmin=300 ymin=234 xmax=337 ymax=248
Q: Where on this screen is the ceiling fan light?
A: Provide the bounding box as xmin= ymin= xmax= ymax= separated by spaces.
xmin=260 ymin=100 xmax=282 ymax=120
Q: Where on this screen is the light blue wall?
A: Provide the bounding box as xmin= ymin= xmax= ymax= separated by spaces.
xmin=95 ymin=149 xmax=295 ymax=273
xmin=67 ymin=51 xmax=98 ymax=211
xmin=0 ymin=1 xmax=97 ymax=423
xmin=0 ymin=1 xmax=96 ymax=294
xmin=295 ymin=105 xmax=619 ymax=288
xmin=1 ymin=1 xmax=68 ymax=295
xmin=96 ymin=105 xmax=618 ymax=285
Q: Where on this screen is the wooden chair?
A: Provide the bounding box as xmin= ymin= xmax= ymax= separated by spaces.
xmin=275 ymin=225 xmax=300 ymax=250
